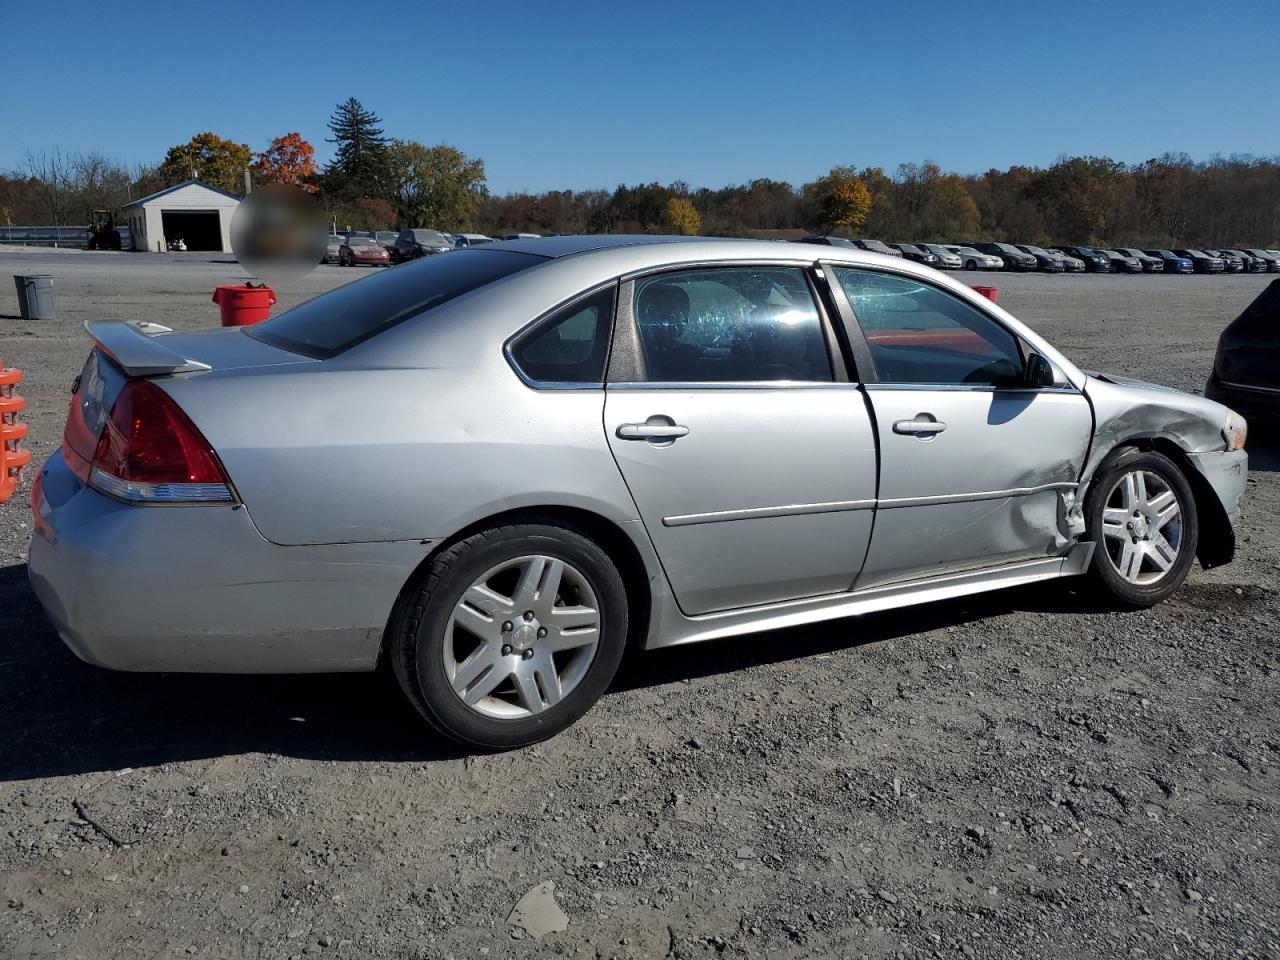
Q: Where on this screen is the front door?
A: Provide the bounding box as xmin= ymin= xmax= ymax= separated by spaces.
xmin=828 ymin=266 xmax=1093 ymax=589
xmin=604 ymin=265 xmax=878 ymax=616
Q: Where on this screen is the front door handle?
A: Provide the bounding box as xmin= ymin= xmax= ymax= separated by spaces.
xmin=616 ymin=418 xmax=689 ymax=442
xmin=893 ymin=415 xmax=947 ymax=436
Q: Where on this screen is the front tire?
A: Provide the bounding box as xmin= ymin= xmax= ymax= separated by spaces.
xmin=390 ymin=523 xmax=629 ymax=749
xmin=1084 ymin=448 xmax=1198 ymax=607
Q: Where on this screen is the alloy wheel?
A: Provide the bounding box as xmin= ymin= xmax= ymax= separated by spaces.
xmin=443 ymin=555 xmax=601 ymax=719
xmin=1100 ymin=469 xmax=1183 ymax=585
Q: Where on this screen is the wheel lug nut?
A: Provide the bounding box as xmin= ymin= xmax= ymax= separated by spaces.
xmin=537 ymin=627 xmax=547 ymax=639
xmin=522 ymin=649 xmax=534 ymax=660
xmin=501 ymin=644 xmax=512 ymax=656
xmin=523 ymin=611 xmax=534 ymax=622
xmin=502 ymin=621 xmax=513 ymax=632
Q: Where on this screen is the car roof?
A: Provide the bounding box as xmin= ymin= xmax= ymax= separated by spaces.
xmin=482 ymin=234 xmax=782 ymax=259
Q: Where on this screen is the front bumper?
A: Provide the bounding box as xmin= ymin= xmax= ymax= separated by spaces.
xmin=28 ymin=452 xmax=429 ymax=673
xmin=1186 ymin=448 xmax=1249 ymax=528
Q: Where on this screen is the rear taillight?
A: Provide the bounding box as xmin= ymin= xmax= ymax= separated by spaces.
xmin=89 ymin=380 xmax=233 ymax=503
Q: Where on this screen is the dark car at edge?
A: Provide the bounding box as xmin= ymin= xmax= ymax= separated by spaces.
xmin=1206 ymin=278 xmax=1280 ymax=423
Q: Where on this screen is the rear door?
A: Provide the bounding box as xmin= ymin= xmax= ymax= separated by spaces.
xmin=604 ymin=264 xmax=877 ymax=616
xmin=826 ymin=265 xmax=1093 ymax=589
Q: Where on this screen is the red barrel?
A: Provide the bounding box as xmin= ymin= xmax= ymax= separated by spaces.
xmin=970 ymin=285 xmax=998 ymax=303
xmin=212 ymin=285 xmax=277 ymax=327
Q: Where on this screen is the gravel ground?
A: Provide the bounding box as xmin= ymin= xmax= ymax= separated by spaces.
xmin=1 ymin=249 xmax=1277 ymax=960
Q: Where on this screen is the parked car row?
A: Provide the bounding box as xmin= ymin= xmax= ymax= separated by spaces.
xmin=796 ymin=236 xmax=1280 ymax=274
xmin=323 ymin=229 xmax=555 ymax=267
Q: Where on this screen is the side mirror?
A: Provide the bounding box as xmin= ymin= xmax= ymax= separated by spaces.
xmin=1024 ymin=352 xmax=1055 ymax=388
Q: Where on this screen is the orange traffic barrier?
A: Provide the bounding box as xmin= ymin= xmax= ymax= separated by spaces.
xmin=0 ymin=357 xmax=29 ymax=503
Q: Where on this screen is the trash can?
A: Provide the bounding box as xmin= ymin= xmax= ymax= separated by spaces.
xmin=212 ymin=284 xmax=277 ymax=327
xmin=13 ymin=275 xmax=55 ymax=320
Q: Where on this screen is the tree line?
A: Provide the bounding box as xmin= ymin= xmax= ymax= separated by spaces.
xmin=2 ymin=100 xmax=1277 ymax=249
xmin=476 ymin=155 xmax=1280 ymax=248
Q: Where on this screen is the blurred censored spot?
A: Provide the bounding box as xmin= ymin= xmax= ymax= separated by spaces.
xmin=230 ymin=183 xmax=327 ymax=285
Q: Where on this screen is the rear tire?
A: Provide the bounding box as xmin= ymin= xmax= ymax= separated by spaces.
xmin=1084 ymin=448 xmax=1198 ymax=607
xmin=389 ymin=523 xmax=629 ymax=750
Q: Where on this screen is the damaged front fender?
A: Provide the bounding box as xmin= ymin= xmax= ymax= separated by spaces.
xmin=1079 ymin=372 xmax=1247 ymax=568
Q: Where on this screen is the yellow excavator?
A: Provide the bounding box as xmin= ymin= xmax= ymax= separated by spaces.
xmin=86 ymin=210 xmax=122 ymax=251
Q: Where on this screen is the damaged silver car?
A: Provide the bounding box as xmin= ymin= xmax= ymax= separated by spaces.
xmin=29 ymin=237 xmax=1249 ymax=749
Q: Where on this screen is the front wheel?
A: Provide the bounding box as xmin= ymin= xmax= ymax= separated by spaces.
xmin=1084 ymin=448 xmax=1198 ymax=607
xmin=965 ymin=260 xmax=977 ymax=271
xmin=390 ymin=523 xmax=629 ymax=749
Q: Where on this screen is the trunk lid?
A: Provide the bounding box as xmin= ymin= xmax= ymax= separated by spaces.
xmin=64 ymin=322 xmax=314 ymax=478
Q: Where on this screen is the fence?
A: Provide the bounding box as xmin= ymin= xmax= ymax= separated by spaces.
xmin=0 ymin=225 xmax=133 ymax=248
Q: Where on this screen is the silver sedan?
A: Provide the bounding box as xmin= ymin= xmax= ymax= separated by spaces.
xmin=29 ymin=237 xmax=1249 ymax=749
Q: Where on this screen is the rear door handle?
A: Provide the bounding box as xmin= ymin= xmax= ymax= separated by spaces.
xmin=616 ymin=419 xmax=689 ymax=441
xmin=893 ymin=416 xmax=947 ymax=436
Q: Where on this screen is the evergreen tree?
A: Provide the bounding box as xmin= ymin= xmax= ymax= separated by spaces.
xmin=324 ymin=98 xmax=390 ymax=199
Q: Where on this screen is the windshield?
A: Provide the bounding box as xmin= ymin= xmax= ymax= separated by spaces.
xmin=412 ymin=230 xmax=449 ymax=245
xmin=250 ymin=250 xmax=545 ymax=358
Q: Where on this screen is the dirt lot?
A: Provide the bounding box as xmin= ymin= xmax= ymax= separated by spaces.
xmin=1 ymin=249 xmax=1277 ymax=960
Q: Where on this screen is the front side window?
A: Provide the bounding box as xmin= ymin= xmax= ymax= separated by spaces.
xmin=509 ymin=286 xmax=614 ymax=384
xmin=833 ymin=268 xmax=1024 ymax=387
xmin=631 ymin=267 xmax=832 ymax=383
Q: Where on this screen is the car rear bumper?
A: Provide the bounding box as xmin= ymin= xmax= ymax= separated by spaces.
xmin=1206 ymin=374 xmax=1280 ymax=424
xmin=28 ymin=451 xmax=429 ymax=673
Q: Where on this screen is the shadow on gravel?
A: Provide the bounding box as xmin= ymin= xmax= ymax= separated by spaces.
xmin=614 ymin=578 xmax=1109 ymax=691
xmin=0 ymin=563 xmax=469 ymax=781
xmin=0 ymin=559 xmax=1115 ymax=781
xmin=1244 ymin=425 xmax=1280 ymax=472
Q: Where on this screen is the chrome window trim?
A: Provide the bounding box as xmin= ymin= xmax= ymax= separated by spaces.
xmin=864 ymin=382 xmax=1082 ymax=396
xmin=618 ymin=257 xmax=819 ymax=283
xmin=664 ymin=498 xmax=876 ymax=527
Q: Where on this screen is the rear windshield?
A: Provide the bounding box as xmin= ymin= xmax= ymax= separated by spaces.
xmin=249 ymin=250 xmax=545 ymax=358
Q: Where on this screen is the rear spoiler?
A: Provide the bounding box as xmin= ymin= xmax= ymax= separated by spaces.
xmin=84 ymin=320 xmax=211 ymax=377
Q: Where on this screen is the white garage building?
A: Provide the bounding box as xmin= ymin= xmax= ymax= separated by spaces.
xmin=123 ymin=180 xmax=241 ymax=252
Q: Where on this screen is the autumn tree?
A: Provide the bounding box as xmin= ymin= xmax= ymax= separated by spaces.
xmin=665 ymin=196 xmax=701 ymax=235
xmin=388 ymin=140 xmax=487 ymax=230
xmin=805 ymin=167 xmax=873 ymax=233
xmin=324 ymin=98 xmax=391 ymax=199
xmin=157 ymin=132 xmax=252 ymax=194
xmin=254 ymin=133 xmax=318 ymax=192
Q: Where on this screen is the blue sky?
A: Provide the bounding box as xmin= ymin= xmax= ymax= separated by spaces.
xmin=4 ymin=1 xmax=1276 ymax=194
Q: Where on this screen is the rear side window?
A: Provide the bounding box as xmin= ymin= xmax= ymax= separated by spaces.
xmin=250 ymin=250 xmax=545 ymax=358
xmin=631 ymin=267 xmax=832 ymax=383
xmin=509 ymin=286 xmax=615 ymax=384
